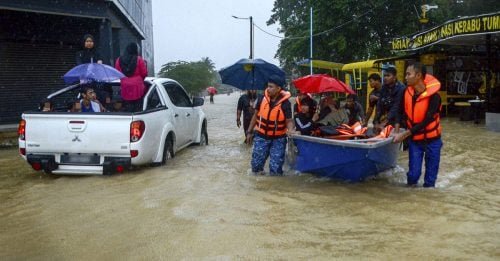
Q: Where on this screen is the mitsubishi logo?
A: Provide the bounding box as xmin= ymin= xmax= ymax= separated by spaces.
xmin=72 ymin=135 xmax=81 ymax=142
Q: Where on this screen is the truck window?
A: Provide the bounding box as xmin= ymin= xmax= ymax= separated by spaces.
xmin=145 ymin=88 xmax=163 ymax=110
xmin=162 ymin=83 xmax=192 ymax=107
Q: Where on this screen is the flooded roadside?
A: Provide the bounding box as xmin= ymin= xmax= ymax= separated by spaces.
xmin=0 ymin=93 xmax=499 ymax=260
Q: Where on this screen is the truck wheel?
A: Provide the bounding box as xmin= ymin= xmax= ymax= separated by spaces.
xmin=161 ymin=138 xmax=174 ymax=165
xmin=198 ymin=123 xmax=208 ymax=146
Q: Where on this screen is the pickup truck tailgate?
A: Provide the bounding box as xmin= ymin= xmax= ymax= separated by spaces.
xmin=24 ymin=113 xmax=133 ymax=156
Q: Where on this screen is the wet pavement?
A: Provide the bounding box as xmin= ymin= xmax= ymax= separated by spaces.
xmin=0 ymin=93 xmax=499 ymax=259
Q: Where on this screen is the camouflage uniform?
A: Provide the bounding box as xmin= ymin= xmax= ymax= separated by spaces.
xmin=251 ymin=134 xmax=287 ymax=175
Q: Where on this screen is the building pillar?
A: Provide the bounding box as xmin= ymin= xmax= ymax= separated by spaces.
xmin=99 ymin=18 xmax=113 ymax=65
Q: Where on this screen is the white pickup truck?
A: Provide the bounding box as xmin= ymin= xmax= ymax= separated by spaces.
xmin=18 ymin=77 xmax=208 ymax=175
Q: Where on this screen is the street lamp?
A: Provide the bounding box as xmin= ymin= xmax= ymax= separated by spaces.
xmin=232 ymin=15 xmax=254 ymax=59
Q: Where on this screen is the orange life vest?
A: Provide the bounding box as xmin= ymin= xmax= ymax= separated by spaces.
xmin=404 ymin=74 xmax=442 ymax=141
xmin=295 ymin=97 xmax=303 ymax=113
xmin=255 ymin=90 xmax=291 ymax=138
xmin=295 ymin=93 xmax=312 ymax=114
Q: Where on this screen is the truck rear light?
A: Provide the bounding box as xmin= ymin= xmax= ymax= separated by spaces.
xmin=130 ymin=121 xmax=145 ymax=142
xmin=31 ymin=162 xmax=42 ymax=171
xmin=130 ymin=150 xmax=139 ymax=158
xmin=20 ymin=148 xmax=26 ymax=156
xmin=18 ymin=120 xmax=26 ymax=140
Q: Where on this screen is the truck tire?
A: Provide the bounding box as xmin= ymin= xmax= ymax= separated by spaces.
xmin=161 ymin=137 xmax=174 ymax=165
xmin=198 ymin=122 xmax=208 ymax=146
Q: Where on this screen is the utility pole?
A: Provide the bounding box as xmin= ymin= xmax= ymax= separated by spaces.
xmin=250 ymin=16 xmax=253 ymax=59
xmin=310 ymin=7 xmax=313 ymax=75
xmin=232 ymin=15 xmax=254 ymax=59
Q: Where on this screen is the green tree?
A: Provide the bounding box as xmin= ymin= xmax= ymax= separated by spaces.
xmin=268 ymin=0 xmax=500 ymax=73
xmin=158 ymin=57 xmax=217 ymax=94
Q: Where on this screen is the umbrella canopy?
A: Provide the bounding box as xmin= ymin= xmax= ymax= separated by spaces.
xmin=219 ymin=58 xmax=285 ymax=90
xmin=206 ymin=86 xmax=217 ymax=94
xmin=63 ymin=63 xmax=125 ymax=84
xmin=292 ymin=74 xmax=355 ymax=94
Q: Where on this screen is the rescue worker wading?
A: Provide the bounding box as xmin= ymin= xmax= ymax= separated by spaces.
xmin=246 ymin=75 xmax=299 ymax=175
xmin=393 ymin=61 xmax=443 ymax=187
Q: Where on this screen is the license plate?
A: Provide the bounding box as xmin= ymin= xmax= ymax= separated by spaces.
xmin=60 ymin=154 xmax=100 ymax=165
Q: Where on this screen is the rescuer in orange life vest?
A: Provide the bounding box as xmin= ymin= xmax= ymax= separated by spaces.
xmin=393 ymin=61 xmax=443 ymax=187
xmin=246 ymin=75 xmax=300 ymax=175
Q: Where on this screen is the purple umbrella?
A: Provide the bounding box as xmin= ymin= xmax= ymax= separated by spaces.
xmin=63 ymin=63 xmax=125 ymax=84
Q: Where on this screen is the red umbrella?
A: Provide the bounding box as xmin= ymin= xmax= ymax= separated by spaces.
xmin=206 ymin=86 xmax=217 ymax=94
xmin=292 ymin=74 xmax=355 ymax=94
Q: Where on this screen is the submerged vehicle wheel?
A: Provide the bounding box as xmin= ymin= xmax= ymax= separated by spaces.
xmin=161 ymin=137 xmax=174 ymax=165
xmin=198 ymin=122 xmax=208 ymax=146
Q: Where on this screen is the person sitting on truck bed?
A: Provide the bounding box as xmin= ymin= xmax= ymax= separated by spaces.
xmin=111 ymin=99 xmax=124 ymax=112
xmin=40 ymin=99 xmax=54 ymax=112
xmin=90 ymin=89 xmax=107 ymax=112
xmin=68 ymin=101 xmax=81 ymax=112
xmin=80 ymin=87 xmax=101 ymax=112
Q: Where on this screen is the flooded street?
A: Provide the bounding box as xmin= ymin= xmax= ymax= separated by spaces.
xmin=1 ymin=93 xmax=499 ymax=260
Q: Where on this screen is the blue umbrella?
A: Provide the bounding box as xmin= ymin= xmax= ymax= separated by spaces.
xmin=219 ymin=58 xmax=285 ymax=90
xmin=63 ymin=63 xmax=125 ymax=84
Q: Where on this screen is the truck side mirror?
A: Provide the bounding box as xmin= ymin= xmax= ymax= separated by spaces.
xmin=192 ymin=97 xmax=204 ymax=107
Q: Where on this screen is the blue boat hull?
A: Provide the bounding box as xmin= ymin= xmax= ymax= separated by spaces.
xmin=291 ymin=135 xmax=401 ymax=182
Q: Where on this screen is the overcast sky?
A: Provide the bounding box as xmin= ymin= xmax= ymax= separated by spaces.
xmin=151 ymin=0 xmax=282 ymax=73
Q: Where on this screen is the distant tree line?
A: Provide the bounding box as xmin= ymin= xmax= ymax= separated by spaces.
xmin=157 ymin=57 xmax=219 ymax=95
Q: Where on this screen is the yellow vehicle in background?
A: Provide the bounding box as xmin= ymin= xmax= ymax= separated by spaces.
xmin=342 ymin=57 xmax=406 ymax=114
xmin=297 ymin=57 xmax=406 ymax=120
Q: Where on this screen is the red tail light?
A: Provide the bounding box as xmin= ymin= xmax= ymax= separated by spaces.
xmin=18 ymin=120 xmax=26 ymax=140
xmin=130 ymin=150 xmax=139 ymax=158
xmin=20 ymin=148 xmax=26 ymax=156
xmin=31 ymin=162 xmax=42 ymax=171
xmin=116 ymin=165 xmax=124 ymax=173
xmin=130 ymin=121 xmax=145 ymax=142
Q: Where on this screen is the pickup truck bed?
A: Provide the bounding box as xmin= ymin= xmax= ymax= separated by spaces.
xmin=19 ymin=77 xmax=207 ymax=175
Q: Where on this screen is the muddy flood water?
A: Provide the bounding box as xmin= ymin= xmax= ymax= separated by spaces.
xmin=1 ymin=93 xmax=499 ymax=260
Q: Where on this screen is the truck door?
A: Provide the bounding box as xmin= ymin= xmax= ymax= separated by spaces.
xmin=162 ymin=82 xmax=196 ymax=146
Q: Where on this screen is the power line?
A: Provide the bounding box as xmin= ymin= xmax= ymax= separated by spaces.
xmin=252 ymin=9 xmax=373 ymax=41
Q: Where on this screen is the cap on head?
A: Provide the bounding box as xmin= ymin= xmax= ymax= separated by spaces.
xmin=385 ymin=66 xmax=397 ymax=76
xmin=268 ymin=74 xmax=286 ymax=89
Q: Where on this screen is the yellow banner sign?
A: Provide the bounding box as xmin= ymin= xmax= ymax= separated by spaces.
xmin=391 ymin=12 xmax=500 ymax=51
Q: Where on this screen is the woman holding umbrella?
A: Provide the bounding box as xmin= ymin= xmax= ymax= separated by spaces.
xmin=115 ymin=42 xmax=148 ymax=112
xmin=206 ymin=86 xmax=217 ymax=104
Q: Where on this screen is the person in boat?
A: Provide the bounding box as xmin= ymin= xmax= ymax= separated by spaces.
xmin=393 ymin=61 xmax=442 ymax=188
xmin=344 ymin=94 xmax=365 ymax=125
xmin=316 ymin=95 xmax=333 ymax=121
xmin=294 ymin=96 xmax=316 ymax=135
xmin=293 ymin=90 xmax=316 ymax=117
xmin=363 ymin=73 xmax=383 ymax=127
xmin=312 ymin=96 xmax=349 ymax=127
xmin=236 ymin=89 xmax=260 ymax=142
xmin=374 ymin=66 xmax=405 ymax=133
xmin=246 ymin=75 xmax=299 ymax=176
